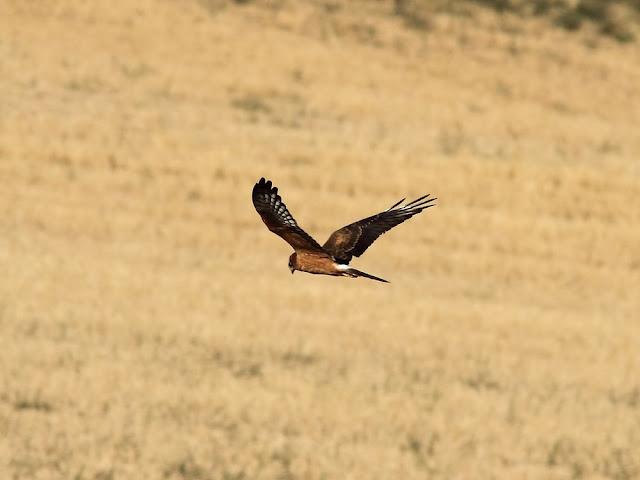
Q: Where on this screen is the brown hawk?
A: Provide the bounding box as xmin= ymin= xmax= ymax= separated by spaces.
xmin=252 ymin=177 xmax=436 ymax=283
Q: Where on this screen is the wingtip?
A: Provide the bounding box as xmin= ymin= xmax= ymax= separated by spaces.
xmin=255 ymin=177 xmax=279 ymax=193
xmin=405 ymin=195 xmax=437 ymax=211
xmin=405 ymin=193 xmax=432 ymax=207
xmin=253 ymin=178 xmax=277 ymax=200
xmin=387 ymin=198 xmax=405 ymax=211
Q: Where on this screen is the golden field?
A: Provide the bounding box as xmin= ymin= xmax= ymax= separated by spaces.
xmin=1 ymin=1 xmax=639 ymax=478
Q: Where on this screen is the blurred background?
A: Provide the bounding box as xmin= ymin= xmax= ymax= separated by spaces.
xmin=1 ymin=1 xmax=639 ymax=478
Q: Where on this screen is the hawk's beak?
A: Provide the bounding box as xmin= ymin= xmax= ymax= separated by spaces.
xmin=289 ymin=265 xmax=295 ymax=274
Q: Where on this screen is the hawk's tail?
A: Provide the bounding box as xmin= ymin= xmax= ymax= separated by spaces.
xmin=347 ymin=268 xmax=389 ymax=283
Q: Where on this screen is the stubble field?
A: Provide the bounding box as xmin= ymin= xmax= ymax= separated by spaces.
xmin=1 ymin=1 xmax=639 ymax=479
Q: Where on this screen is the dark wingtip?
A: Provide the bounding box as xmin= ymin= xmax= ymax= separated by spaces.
xmin=388 ymin=198 xmax=405 ymax=211
xmin=255 ymin=177 xmax=268 ymax=190
xmin=405 ymin=193 xmax=432 ymax=208
xmin=406 ymin=195 xmax=437 ymax=211
xmin=253 ymin=179 xmax=262 ymax=195
xmin=253 ymin=178 xmax=274 ymax=199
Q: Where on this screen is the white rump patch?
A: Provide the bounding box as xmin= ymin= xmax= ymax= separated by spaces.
xmin=337 ymin=264 xmax=350 ymax=271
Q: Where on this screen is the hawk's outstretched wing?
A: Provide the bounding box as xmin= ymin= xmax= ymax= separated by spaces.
xmin=323 ymin=194 xmax=436 ymax=264
xmin=252 ymin=178 xmax=324 ymax=252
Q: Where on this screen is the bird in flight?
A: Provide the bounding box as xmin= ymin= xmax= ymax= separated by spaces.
xmin=252 ymin=178 xmax=436 ymax=283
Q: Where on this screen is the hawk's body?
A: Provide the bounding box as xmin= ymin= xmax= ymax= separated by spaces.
xmin=289 ymin=251 xmax=342 ymax=276
xmin=252 ymin=178 xmax=436 ymax=283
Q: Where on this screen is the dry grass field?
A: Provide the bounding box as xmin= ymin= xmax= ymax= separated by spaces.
xmin=1 ymin=1 xmax=640 ymax=479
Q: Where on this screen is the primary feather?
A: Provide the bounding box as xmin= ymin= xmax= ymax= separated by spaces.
xmin=323 ymin=194 xmax=436 ymax=263
xmin=252 ymin=177 xmax=323 ymax=252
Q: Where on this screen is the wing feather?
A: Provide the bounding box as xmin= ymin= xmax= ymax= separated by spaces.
xmin=252 ymin=178 xmax=324 ymax=252
xmin=323 ymin=194 xmax=436 ymax=263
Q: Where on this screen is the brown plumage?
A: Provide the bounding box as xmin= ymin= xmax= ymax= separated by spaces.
xmin=252 ymin=177 xmax=436 ymax=283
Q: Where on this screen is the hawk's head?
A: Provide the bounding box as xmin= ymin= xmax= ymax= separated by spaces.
xmin=288 ymin=252 xmax=297 ymax=274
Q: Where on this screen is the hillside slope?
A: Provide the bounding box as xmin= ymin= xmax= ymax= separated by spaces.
xmin=1 ymin=1 xmax=639 ymax=479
